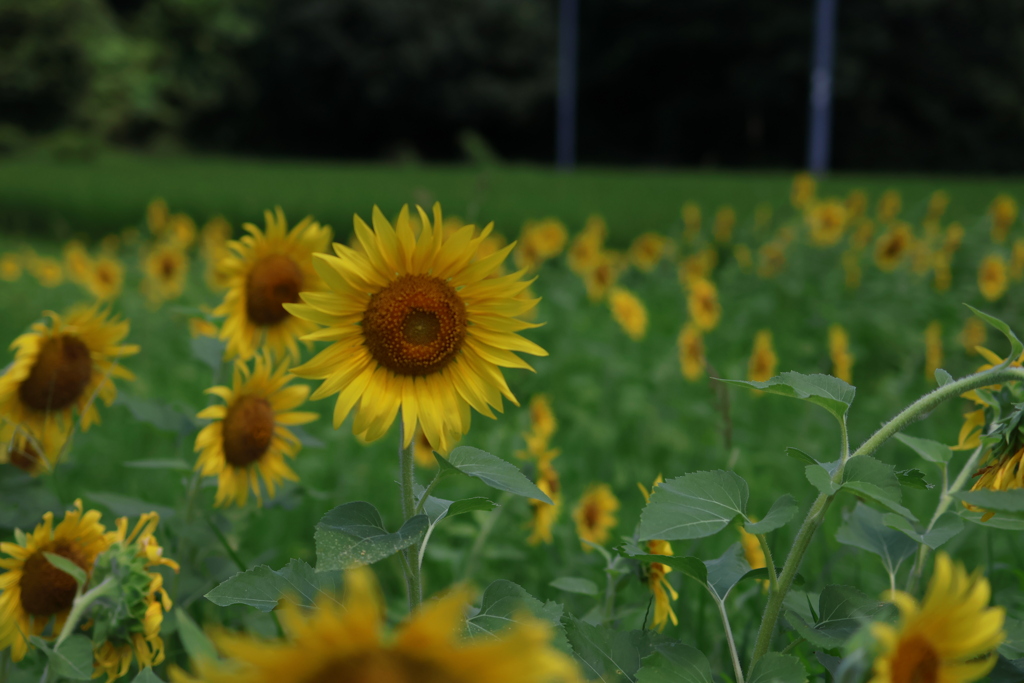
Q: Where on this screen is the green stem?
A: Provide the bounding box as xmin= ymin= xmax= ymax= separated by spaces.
xmin=398 ymin=419 xmax=421 ymax=610
xmin=205 ymin=516 xmax=246 ymax=572
xmin=780 ymin=637 xmax=805 ymax=655
xmin=463 ymin=492 xmax=510 ymax=581
xmin=54 ymin=576 xmax=116 ymax=649
xmin=755 ymin=533 xmax=778 ymax=595
xmin=414 ymin=471 xmax=442 ymax=516
xmin=711 ymin=589 xmax=745 ymax=683
xmin=602 ymin=569 xmax=617 ymax=624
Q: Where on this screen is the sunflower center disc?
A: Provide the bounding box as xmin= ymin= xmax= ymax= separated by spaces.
xmin=18 ymin=334 xmax=92 ymax=412
xmin=161 ymin=256 xmax=176 ymax=279
xmin=222 ymin=395 xmax=275 ymax=467
xmin=8 ymin=440 xmax=40 ymax=473
xmin=301 ymin=652 xmax=451 ymax=683
xmin=246 ymin=254 xmax=303 ymax=326
xmin=362 ymin=274 xmax=467 ymax=376
xmin=584 ymin=502 xmax=601 ymax=529
xmin=891 ymin=636 xmax=939 ymax=683
xmin=20 ymin=543 xmax=86 ymax=617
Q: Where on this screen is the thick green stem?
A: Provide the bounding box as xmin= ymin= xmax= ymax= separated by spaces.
xmin=398 ymin=419 xmax=421 ymax=609
xmin=712 ymin=589 xmax=745 ymax=683
xmin=54 ymin=576 xmax=116 ymax=649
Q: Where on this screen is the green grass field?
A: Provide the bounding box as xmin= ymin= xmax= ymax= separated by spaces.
xmin=2 ymin=156 xmax=1024 ymax=683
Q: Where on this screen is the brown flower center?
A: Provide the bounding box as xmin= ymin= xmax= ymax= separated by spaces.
xmin=20 ymin=542 xmax=88 ymax=617
xmin=891 ymin=636 xmax=939 ymax=683
xmin=222 ymin=396 xmax=275 ymax=467
xmin=18 ymin=335 xmax=92 ymax=412
xmin=362 ymin=275 xmax=467 ymax=376
xmin=300 ymin=652 xmax=455 ymax=683
xmin=161 ymin=256 xmax=177 ymax=279
xmin=246 ymin=254 xmax=303 ymax=326
xmin=584 ymin=502 xmax=601 ymax=529
xmin=8 ymin=440 xmax=41 ymax=473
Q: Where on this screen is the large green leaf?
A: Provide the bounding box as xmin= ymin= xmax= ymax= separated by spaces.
xmin=788 ymin=585 xmax=892 ymax=648
xmin=441 ymin=447 xmax=551 ymax=503
xmin=883 ymin=512 xmax=964 ymax=549
xmin=964 ymin=306 xmax=1024 ymax=368
xmin=747 ymin=652 xmax=807 ymax=683
xmin=704 ymin=543 xmax=751 ymax=600
xmin=805 ymin=464 xmax=841 ymax=495
xmin=466 ymin=580 xmax=568 ymax=652
xmin=205 ymin=559 xmax=341 ymax=611
xmin=550 ymin=577 xmax=600 ymax=596
xmin=835 ymin=503 xmax=916 ymax=579
xmin=719 ymin=371 xmax=854 ymax=422
xmin=314 ymin=502 xmax=427 ymax=571
xmin=636 ymin=642 xmax=713 ymax=683
xmin=745 ymin=494 xmax=798 ymax=534
xmin=563 ymin=615 xmax=661 ymax=683
xmin=29 ymin=634 xmax=94 ymax=681
xmin=955 ymin=489 xmax=1024 ymax=514
xmin=842 ymin=457 xmax=917 ymax=521
xmin=893 ymin=433 xmax=953 ymax=464
xmin=638 ymin=470 xmax=749 ymax=541
xmin=175 ymin=608 xmax=218 ymax=665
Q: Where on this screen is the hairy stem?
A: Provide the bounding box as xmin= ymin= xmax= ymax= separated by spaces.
xmin=54 ymin=576 xmax=116 ymax=649
xmin=713 ymin=589 xmax=745 ymax=683
xmin=398 ymin=419 xmax=421 ymax=609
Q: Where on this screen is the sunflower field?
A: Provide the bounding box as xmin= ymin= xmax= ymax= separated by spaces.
xmin=3 ymin=166 xmax=1024 ymax=683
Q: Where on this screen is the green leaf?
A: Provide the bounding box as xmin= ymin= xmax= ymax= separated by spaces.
xmin=638 ymin=470 xmax=749 ymax=541
xmin=935 ymin=368 xmax=954 ymax=386
xmin=190 ymin=335 xmax=225 ymax=374
xmin=443 ymin=447 xmax=551 ymax=503
xmin=445 ymin=497 xmax=499 ymax=520
xmin=466 ymin=580 xmax=568 ymax=652
xmin=205 ymin=559 xmax=341 ymax=612
xmin=85 ymin=491 xmax=176 ymax=520
xmin=625 ymin=553 xmax=708 ymax=586
xmin=122 ymin=459 xmax=193 ymax=471
xmin=842 ymin=457 xmax=917 ymax=521
xmin=131 ymin=669 xmax=167 ymax=683
xmin=175 ymin=608 xmax=219 ymax=665
xmin=704 ymin=543 xmax=751 ymax=600
xmin=719 ymin=371 xmax=855 ymax=422
xmin=636 ymin=642 xmax=714 ymax=683
xmin=959 ymin=510 xmax=1024 ymax=530
xmin=785 ymin=446 xmax=818 ymax=466
xmin=314 ymin=502 xmax=427 ymax=571
xmin=895 ymin=469 xmax=932 ymax=490
xmin=836 ymin=503 xmax=917 ymax=578
xmin=788 ymin=585 xmax=892 ymax=648
xmin=805 ymin=464 xmax=841 ymax=495
xmin=955 ymin=489 xmax=1024 ymax=513
xmin=883 ymin=512 xmax=964 ymax=549
xmin=893 ymin=433 xmax=953 ymax=464
xmin=43 ymin=552 xmax=87 ymax=588
xmin=964 ymin=306 xmax=1024 ymax=367
xmin=41 ymin=634 xmax=95 ymax=680
xmin=745 ymin=494 xmax=798 ymax=534
xmin=550 ymin=577 xmax=600 ymax=595
xmin=747 ymin=652 xmax=807 ymax=683
xmin=563 ymin=614 xmax=660 ymax=682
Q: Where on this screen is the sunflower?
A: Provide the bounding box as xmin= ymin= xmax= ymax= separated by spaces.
xmin=526 ymin=394 xmax=557 ymax=442
xmin=943 ymin=223 xmax=965 ymax=255
xmin=678 ymin=323 xmax=705 ymax=382
xmin=528 ymin=459 xmax=561 ymax=546
xmin=573 ymin=483 xmax=619 ymax=551
xmin=677 ymin=248 xmax=718 ymax=287
xmin=0 ymin=419 xmax=69 ymax=476
xmin=0 ymin=306 xmax=139 ymax=437
xmin=63 ymin=240 xmax=93 ymax=285
xmin=29 ymin=255 xmax=64 ymax=288
xmin=143 ymin=243 xmax=189 ymax=306
xmin=876 ymin=189 xmax=902 ymax=223
xmin=638 ymin=477 xmax=677 ymax=631
xmin=567 ymin=216 xmax=606 ymax=275
xmin=286 ymin=204 xmax=546 ymax=454
xmin=869 ymin=553 xmax=1004 ymax=683
xmin=757 ymin=242 xmax=787 ymax=279
xmin=850 ymin=219 xmax=875 ymax=251
xmin=960 ymin=317 xmax=987 ymax=356
xmin=194 ymin=351 xmax=317 ymax=507
xmin=92 ymin=512 xmax=179 ymax=682
xmin=790 ymin=172 xmax=816 ymax=210
xmin=608 ymin=287 xmax=648 ymax=341
xmin=628 ymin=233 xmax=669 ymax=273
xmin=85 ymin=255 xmax=125 ymax=301
xmin=978 ymin=255 xmax=1008 ymax=301
xmin=514 ymin=218 xmax=568 ymax=271
xmin=846 ymin=189 xmax=868 ymax=219
xmin=828 ymin=324 xmax=854 ymax=384
xmin=0 ymin=253 xmax=22 ymax=282
xmin=171 ymin=566 xmax=579 ymax=683
xmin=748 ymin=330 xmax=778 ymax=383
xmin=681 ymin=202 xmax=702 ymax=243
xmin=874 ymin=223 xmax=914 ymax=272
xmin=807 ymin=200 xmax=848 ymax=247
xmin=212 ymin=208 xmax=332 ymax=361
xmin=687 ymin=278 xmax=721 ymax=332
xmin=923 ymin=321 xmax=944 ymax=382
xmin=167 ymin=213 xmax=197 ymax=250
xmin=989 ymin=194 xmax=1018 ymax=245
xmin=146 ymin=198 xmax=170 ymax=236
xmin=0 ymin=500 xmax=111 ymax=662
xmin=584 ymin=250 xmax=623 ymax=302
xmin=712 ymin=206 xmax=736 ymax=245
xmin=738 ymin=523 xmax=769 ymax=591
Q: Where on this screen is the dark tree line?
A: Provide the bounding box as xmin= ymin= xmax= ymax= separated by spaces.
xmin=3 ymin=0 xmax=1024 ymax=171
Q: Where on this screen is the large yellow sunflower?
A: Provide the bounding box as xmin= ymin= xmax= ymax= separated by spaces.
xmin=213 ymin=207 xmax=333 ymax=361
xmin=0 ymin=306 xmax=139 ymax=436
xmin=0 ymin=500 xmax=111 ymax=662
xmin=286 ymin=204 xmax=547 ymax=454
xmin=171 ymin=566 xmax=579 ymax=683
xmin=194 ymin=351 xmax=317 ymax=507
xmin=869 ymin=553 xmax=1004 ymax=683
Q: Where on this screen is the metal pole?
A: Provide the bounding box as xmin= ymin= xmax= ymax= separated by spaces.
xmin=806 ymin=0 xmax=838 ymax=174
xmin=556 ymin=0 xmax=579 ymax=169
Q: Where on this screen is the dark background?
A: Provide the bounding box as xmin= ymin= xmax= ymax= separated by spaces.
xmin=4 ymin=0 xmax=1024 ymax=171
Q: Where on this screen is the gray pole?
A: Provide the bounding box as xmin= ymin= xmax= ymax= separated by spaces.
xmin=806 ymin=0 xmax=838 ymax=173
xmin=556 ymin=0 xmax=579 ymax=169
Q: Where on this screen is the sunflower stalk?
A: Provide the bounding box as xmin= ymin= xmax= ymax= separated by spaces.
xmin=712 ymin=586 xmax=745 ymax=683
xmin=54 ymin=575 xmax=116 ymax=650
xmin=748 ymin=365 xmax=1024 ymax=668
xmin=398 ymin=420 xmax=422 ymax=609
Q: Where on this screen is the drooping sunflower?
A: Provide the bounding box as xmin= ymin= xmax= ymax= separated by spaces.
xmin=638 ymin=477 xmax=677 ymax=631
xmin=0 ymin=419 xmax=69 ymax=476
xmin=687 ymin=277 xmax=721 ymax=332
xmin=869 ymin=553 xmax=1004 ymax=683
xmin=143 ymin=243 xmax=189 ymax=306
xmin=0 ymin=306 xmax=139 ymax=436
xmin=0 ymin=500 xmax=111 ymax=662
xmin=748 ymin=329 xmax=778 ymax=383
xmin=194 ymin=351 xmax=317 ymax=507
xmin=85 ymin=255 xmax=125 ymax=301
xmin=171 ymin=566 xmax=579 ymax=683
xmin=678 ymin=323 xmax=705 ymax=382
xmin=212 ymin=207 xmax=333 ymax=361
xmin=573 ymin=483 xmax=619 ymax=551
xmin=977 ymin=254 xmax=1008 ymax=302
xmin=91 ymin=512 xmax=179 ymax=682
xmin=286 ymin=204 xmax=547 ymax=454
xmin=608 ymin=287 xmax=648 ymax=341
